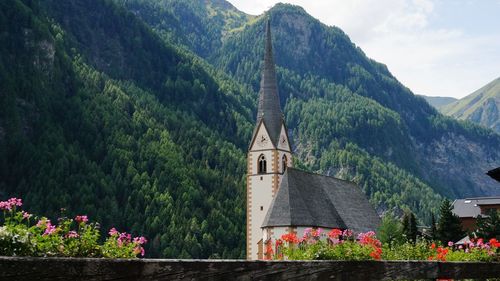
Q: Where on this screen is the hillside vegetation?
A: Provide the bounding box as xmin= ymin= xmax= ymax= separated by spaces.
xmin=441 ymin=77 xmax=500 ymax=133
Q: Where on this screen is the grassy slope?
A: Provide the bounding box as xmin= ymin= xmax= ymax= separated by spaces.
xmin=419 ymin=95 xmax=458 ymax=109
xmin=441 ymin=77 xmax=500 ymax=132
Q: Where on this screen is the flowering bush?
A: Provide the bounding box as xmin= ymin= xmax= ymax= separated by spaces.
xmin=0 ymin=197 xmax=146 ymax=258
xmin=267 ymin=228 xmax=499 ymax=262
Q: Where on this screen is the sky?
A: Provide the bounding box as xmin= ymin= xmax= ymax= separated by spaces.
xmin=226 ymin=0 xmax=500 ymax=98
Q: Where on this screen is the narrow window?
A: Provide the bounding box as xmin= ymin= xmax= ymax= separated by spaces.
xmin=260 ymin=206 xmax=263 ymax=211
xmin=258 ymin=154 xmax=267 ymax=174
xmin=282 ymin=155 xmax=288 ymax=173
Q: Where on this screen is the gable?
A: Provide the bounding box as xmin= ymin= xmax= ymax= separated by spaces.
xmin=249 ymin=120 xmax=276 ymax=151
xmin=277 ymin=124 xmax=292 ymax=151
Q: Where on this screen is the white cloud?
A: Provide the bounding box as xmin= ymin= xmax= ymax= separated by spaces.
xmin=227 ymin=0 xmax=500 ymax=98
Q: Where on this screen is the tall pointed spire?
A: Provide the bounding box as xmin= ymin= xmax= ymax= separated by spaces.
xmin=256 ymin=19 xmax=283 ymax=146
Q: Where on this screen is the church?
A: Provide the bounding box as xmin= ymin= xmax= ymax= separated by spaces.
xmin=246 ymin=20 xmax=380 ymax=260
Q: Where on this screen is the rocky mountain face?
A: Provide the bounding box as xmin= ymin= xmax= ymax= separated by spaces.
xmin=441 ymin=77 xmax=500 ymax=134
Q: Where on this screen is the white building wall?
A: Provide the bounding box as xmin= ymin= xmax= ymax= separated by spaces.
xmin=247 ymin=123 xmax=293 ymax=260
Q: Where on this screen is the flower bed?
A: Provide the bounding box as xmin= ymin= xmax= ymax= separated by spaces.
xmin=0 ymin=198 xmax=146 ymax=258
xmin=266 ymin=227 xmax=500 ymax=262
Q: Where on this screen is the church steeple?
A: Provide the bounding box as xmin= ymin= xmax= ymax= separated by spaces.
xmin=246 ymin=19 xmax=292 ymax=260
xmin=256 ymin=19 xmax=283 ymax=146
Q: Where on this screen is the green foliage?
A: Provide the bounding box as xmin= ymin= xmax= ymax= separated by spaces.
xmin=429 ymin=213 xmax=438 ymax=241
xmin=475 ymin=210 xmax=500 ymax=239
xmin=402 ymin=209 xmax=418 ymax=243
xmin=437 ymin=199 xmax=464 ymax=245
xmin=377 ymin=213 xmax=404 ymax=246
xmin=0 ymin=198 xmax=146 ymax=258
xmin=382 ymin=239 xmax=497 ymax=262
xmin=287 ymin=240 xmax=377 ymax=261
xmin=117 ymin=0 xmax=252 ymax=58
xmin=381 ymin=240 xmax=433 ymax=261
xmin=273 ymin=229 xmax=499 ymax=262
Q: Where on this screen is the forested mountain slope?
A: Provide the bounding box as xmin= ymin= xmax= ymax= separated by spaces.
xmin=0 ymin=0 xmax=255 ymax=258
xmin=441 ymin=77 xmax=500 ymax=134
xmin=119 ymin=0 xmax=253 ymax=58
xmin=126 ymin=1 xmax=499 ymax=199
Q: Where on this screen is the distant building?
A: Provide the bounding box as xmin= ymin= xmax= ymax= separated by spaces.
xmin=452 ymin=168 xmax=500 ymax=232
xmin=246 ymin=20 xmax=380 ymax=260
xmin=452 ymin=197 xmax=500 ymax=231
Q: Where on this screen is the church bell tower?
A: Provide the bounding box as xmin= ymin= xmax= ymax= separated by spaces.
xmin=246 ymin=20 xmax=293 ymax=260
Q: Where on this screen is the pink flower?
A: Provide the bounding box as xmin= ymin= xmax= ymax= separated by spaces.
xmin=329 ymin=238 xmax=340 ymax=245
xmin=447 ymin=241 xmax=454 ymax=247
xmin=134 ymin=246 xmax=145 ymax=256
xmin=37 ymin=219 xmax=49 ymax=227
xmin=477 ymin=238 xmax=484 ymax=247
xmin=119 ymin=232 xmax=131 ymax=243
xmin=43 ymin=223 xmax=56 ymax=236
xmin=342 ymin=229 xmax=353 ymax=237
xmin=75 ymin=215 xmax=88 ymax=224
xmin=109 ymin=227 xmax=119 ymax=236
xmin=0 ymin=201 xmax=10 ymax=211
xmin=22 ymin=211 xmax=32 ymax=220
xmin=10 ymin=198 xmax=22 ymax=207
xmin=0 ymin=198 xmax=21 ymax=211
xmin=66 ymin=231 xmax=79 ymax=238
xmin=133 ymin=236 xmax=148 ymax=245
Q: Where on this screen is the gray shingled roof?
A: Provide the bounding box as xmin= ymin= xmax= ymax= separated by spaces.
xmin=252 ymin=19 xmax=284 ymax=147
xmin=453 ymin=197 xmax=500 ymax=218
xmin=262 ymin=168 xmax=380 ymax=233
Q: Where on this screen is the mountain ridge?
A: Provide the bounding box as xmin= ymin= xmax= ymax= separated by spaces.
xmin=441 ymin=77 xmax=500 ymax=133
xmin=419 ymin=95 xmax=458 ymax=109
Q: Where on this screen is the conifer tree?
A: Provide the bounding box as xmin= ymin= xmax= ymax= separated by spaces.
xmin=475 ymin=210 xmax=500 ymax=239
xmin=429 ymin=213 xmax=438 ymax=241
xmin=402 ymin=209 xmax=418 ymax=243
xmin=377 ymin=212 xmax=403 ymax=246
xmin=437 ymin=199 xmax=464 ymax=245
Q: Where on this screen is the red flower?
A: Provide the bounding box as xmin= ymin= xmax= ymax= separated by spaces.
xmin=436 ymin=247 xmax=448 ymax=261
xmin=281 ymin=233 xmax=299 ymax=244
xmin=328 ymin=229 xmax=342 ymax=239
xmin=264 ymin=239 xmax=274 ymax=260
xmin=369 ymin=247 xmax=382 ymax=260
xmin=489 ymin=238 xmax=500 ymax=248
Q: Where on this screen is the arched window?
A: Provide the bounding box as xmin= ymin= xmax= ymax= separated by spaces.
xmin=258 ymin=154 xmax=267 ymax=174
xmin=282 ymin=155 xmax=288 ymax=173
